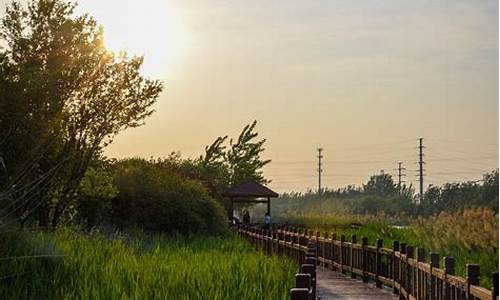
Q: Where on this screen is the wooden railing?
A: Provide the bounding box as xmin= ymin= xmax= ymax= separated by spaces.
xmin=238 ymin=225 xmax=499 ymax=300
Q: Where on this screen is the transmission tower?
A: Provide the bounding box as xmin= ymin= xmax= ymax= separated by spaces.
xmin=396 ymin=162 xmax=406 ymax=188
xmin=417 ymin=138 xmax=425 ymax=205
xmin=317 ymin=147 xmax=323 ymax=194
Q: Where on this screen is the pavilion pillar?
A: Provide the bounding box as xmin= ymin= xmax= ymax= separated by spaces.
xmin=267 ymin=197 xmax=271 ymax=216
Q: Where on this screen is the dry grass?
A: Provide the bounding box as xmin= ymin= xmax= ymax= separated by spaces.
xmin=412 ymin=207 xmax=498 ymax=252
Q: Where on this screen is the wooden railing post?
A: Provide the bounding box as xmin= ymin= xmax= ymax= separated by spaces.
xmin=492 ymin=272 xmax=499 ymax=300
xmin=301 ymin=264 xmax=316 ymax=299
xmin=400 ymin=243 xmax=407 ymax=297
xmin=376 ymin=239 xmax=383 ymax=287
xmin=392 ymin=240 xmax=400 ymax=295
xmin=444 ymin=256 xmax=455 ymax=300
xmin=316 ymin=231 xmax=320 ymax=258
xmin=323 ymin=232 xmax=329 ymax=265
xmin=467 ymin=264 xmax=480 ymax=298
xmin=351 ymin=235 xmax=357 ymax=278
xmin=406 ymin=246 xmax=414 ymax=298
xmin=362 ymin=237 xmax=369 ymax=283
xmin=430 ymin=253 xmax=439 ymax=300
xmin=417 ymin=247 xmax=426 ymax=299
xmin=262 ymin=229 xmax=265 ymax=253
xmin=290 ymin=288 xmax=309 ymax=300
xmin=340 ymin=235 xmax=346 ymax=274
xmin=295 ymin=273 xmax=312 ymax=292
xmin=331 ymin=233 xmax=337 ymax=271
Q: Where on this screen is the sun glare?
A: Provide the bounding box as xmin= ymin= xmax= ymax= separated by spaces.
xmin=77 ymin=0 xmax=185 ymax=78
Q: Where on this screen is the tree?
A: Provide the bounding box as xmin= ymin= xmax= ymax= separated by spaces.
xmin=363 ymin=174 xmax=398 ymax=197
xmin=75 ymin=166 xmax=118 ymax=229
xmin=183 ymin=120 xmax=271 ymax=216
xmin=481 ymin=169 xmax=499 ymax=211
xmin=226 ymin=120 xmax=271 ymax=186
xmin=422 ymin=184 xmax=441 ymax=215
xmin=0 ymin=0 xmax=163 ymax=228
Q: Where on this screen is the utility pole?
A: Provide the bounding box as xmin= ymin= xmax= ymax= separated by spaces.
xmin=418 ymin=138 xmax=425 ymax=205
xmin=317 ymin=147 xmax=323 ymax=194
xmin=396 ymin=162 xmax=406 ymax=189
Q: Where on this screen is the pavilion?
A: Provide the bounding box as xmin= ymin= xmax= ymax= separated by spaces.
xmin=223 ymin=181 xmax=278 ymax=219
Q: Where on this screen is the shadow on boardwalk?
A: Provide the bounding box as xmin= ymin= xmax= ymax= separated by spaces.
xmin=316 ymin=266 xmax=398 ymax=300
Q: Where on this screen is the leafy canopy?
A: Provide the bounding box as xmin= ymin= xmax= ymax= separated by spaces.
xmin=0 ymin=0 xmax=163 ymax=227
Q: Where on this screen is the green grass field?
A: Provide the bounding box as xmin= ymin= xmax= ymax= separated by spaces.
xmin=0 ymin=228 xmax=296 ymax=300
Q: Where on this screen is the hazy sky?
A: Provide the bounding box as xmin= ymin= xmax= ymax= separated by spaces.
xmin=2 ymin=0 xmax=498 ymax=192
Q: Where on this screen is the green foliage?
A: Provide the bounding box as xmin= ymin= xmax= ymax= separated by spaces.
xmin=363 ymin=173 xmax=398 ymax=197
xmin=0 ymin=229 xmax=296 ymax=299
xmin=0 ymin=0 xmax=162 ymax=228
xmin=75 ymin=166 xmax=118 ymax=229
xmin=226 ymin=120 xmax=271 ymax=186
xmin=200 ymin=120 xmax=270 ymax=186
xmin=157 ymin=121 xmax=271 ymax=216
xmin=111 ymin=158 xmax=228 ymax=235
xmin=422 ymin=169 xmax=499 ymax=215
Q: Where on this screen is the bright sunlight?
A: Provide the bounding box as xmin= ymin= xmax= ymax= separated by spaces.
xmin=77 ymin=0 xmax=186 ymax=77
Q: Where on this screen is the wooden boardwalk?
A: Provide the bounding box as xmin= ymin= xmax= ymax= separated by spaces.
xmin=316 ymin=266 xmax=397 ymax=300
xmin=238 ymin=226 xmax=497 ymax=300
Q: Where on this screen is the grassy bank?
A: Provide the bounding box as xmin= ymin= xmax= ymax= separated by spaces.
xmin=0 ymin=229 xmax=295 ymax=299
xmin=292 ymin=208 xmax=498 ymax=288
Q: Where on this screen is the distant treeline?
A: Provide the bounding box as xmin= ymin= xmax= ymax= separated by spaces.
xmin=273 ymin=170 xmax=498 ymax=217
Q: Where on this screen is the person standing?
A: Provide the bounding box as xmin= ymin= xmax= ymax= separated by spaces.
xmin=243 ymin=210 xmax=250 ymax=224
xmin=263 ymin=212 xmax=271 ymax=230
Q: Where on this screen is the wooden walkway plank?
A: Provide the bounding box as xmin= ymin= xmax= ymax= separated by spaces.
xmin=316 ymin=266 xmax=398 ymax=300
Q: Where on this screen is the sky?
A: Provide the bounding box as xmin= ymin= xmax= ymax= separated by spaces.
xmin=1 ymin=0 xmax=498 ymax=192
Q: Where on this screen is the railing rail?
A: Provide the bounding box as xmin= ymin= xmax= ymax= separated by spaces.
xmin=237 ymin=224 xmax=499 ymax=300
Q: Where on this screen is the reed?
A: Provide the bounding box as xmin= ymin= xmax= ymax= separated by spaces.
xmin=0 ymin=228 xmax=296 ymax=299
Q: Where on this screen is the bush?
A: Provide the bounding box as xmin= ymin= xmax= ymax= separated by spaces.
xmin=111 ymin=158 xmax=228 ymax=234
xmin=76 ymin=167 xmax=118 ymax=229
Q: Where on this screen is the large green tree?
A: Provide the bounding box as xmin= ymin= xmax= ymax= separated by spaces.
xmin=0 ymin=0 xmax=162 ymax=228
xmin=363 ymin=173 xmax=398 ymax=198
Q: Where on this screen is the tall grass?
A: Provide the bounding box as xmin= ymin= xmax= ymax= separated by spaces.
xmin=0 ymin=229 xmax=296 ymax=299
xmin=412 ymin=208 xmax=498 ymax=288
xmin=295 ymin=208 xmax=498 ymax=288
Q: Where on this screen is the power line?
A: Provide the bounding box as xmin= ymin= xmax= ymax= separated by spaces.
xmin=426 ymin=138 xmax=498 ymax=148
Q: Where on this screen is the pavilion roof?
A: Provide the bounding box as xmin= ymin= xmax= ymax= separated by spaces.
xmin=223 ymin=181 xmax=278 ymax=198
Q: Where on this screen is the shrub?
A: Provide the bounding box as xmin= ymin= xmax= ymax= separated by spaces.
xmin=76 ymin=167 xmax=118 ymax=229
xmin=111 ymin=158 xmax=228 ymax=234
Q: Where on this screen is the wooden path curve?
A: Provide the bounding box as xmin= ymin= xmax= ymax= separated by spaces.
xmin=315 ymin=266 xmax=397 ymax=300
